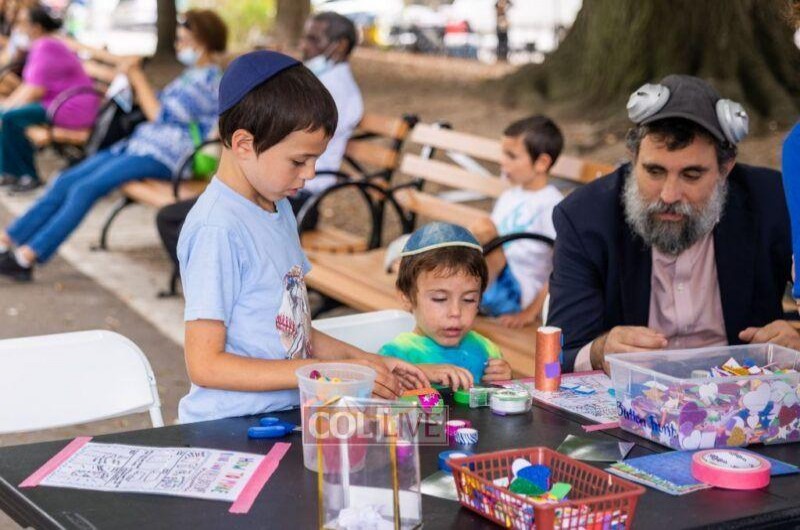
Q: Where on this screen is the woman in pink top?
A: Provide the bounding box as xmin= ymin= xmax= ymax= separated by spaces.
xmin=0 ymin=5 xmax=98 ymax=191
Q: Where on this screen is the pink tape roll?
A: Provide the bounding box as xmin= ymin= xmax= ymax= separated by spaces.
xmin=445 ymin=419 xmax=471 ymax=440
xmin=691 ymin=449 xmax=771 ymax=490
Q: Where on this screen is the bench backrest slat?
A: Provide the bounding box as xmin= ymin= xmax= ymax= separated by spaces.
xmin=407 ymin=124 xmax=614 ymax=185
xmin=400 ymin=154 xmax=509 ymax=199
xmin=345 ymin=140 xmax=400 ymax=170
xmin=410 ymin=123 xmax=502 ymax=162
xmin=357 ymin=114 xmax=413 ymax=140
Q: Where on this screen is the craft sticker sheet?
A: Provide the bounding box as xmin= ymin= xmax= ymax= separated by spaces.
xmin=498 ymin=372 xmax=619 ymax=424
xmin=40 ymin=442 xmax=263 ymax=502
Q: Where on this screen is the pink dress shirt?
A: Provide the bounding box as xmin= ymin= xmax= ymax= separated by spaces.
xmin=574 ymin=233 xmax=728 ymax=371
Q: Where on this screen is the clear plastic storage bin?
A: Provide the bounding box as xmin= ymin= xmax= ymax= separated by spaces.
xmin=315 ymin=396 xmax=422 ymax=530
xmin=607 ymin=344 xmax=800 ymax=450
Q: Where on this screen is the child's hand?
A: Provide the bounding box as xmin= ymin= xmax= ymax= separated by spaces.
xmin=482 ymin=358 xmax=512 ymax=382
xmin=419 ymin=364 xmax=474 ymax=391
xmin=380 ymin=357 xmax=431 ymax=390
xmin=496 ymin=312 xmax=535 ymax=329
xmin=349 ymin=358 xmax=403 ymax=399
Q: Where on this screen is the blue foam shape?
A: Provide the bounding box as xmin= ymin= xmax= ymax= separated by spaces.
xmin=517 ymin=464 xmax=550 ymax=490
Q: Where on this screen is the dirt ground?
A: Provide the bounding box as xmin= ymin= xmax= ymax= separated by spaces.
xmin=349 ymin=48 xmax=788 ymax=170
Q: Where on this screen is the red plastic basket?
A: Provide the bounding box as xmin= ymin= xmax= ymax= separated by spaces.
xmin=450 ymin=447 xmax=645 ymax=530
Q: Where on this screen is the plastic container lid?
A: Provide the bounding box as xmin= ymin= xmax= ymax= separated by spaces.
xmin=295 ymin=363 xmax=377 ymax=403
xmin=454 ymin=389 xmax=471 ymax=405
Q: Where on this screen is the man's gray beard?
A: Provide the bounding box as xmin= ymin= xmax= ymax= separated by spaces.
xmin=623 ymin=169 xmax=728 ymax=256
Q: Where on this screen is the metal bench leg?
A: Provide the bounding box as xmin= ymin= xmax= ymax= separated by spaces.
xmin=158 ymin=266 xmax=180 ymax=298
xmin=92 ymin=196 xmax=133 ymax=251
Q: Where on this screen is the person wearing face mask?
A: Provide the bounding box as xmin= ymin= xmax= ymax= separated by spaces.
xmin=0 ymin=4 xmax=98 ymax=192
xmin=548 ymin=74 xmax=800 ymax=374
xmin=154 ymin=11 xmax=363 ymax=276
xmin=296 ymin=11 xmax=364 ymax=208
xmin=0 ymin=9 xmax=227 ymax=281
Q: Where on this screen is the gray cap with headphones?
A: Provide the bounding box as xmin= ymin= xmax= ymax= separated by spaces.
xmin=626 ymin=74 xmax=749 ymax=145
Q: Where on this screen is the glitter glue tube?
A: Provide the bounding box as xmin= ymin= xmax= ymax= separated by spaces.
xmin=535 ymin=326 xmax=562 ymax=392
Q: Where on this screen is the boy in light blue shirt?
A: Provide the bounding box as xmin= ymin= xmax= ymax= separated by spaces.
xmin=178 ymin=51 xmax=427 ymax=423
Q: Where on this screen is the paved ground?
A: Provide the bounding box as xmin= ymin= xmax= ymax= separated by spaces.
xmin=0 ymin=205 xmax=188 ymax=529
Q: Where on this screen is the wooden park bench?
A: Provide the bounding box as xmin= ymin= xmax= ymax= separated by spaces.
xmin=94 ymin=112 xmax=417 ymax=296
xmin=298 ymin=113 xmax=418 ymax=253
xmin=305 ymin=124 xmax=615 ymax=377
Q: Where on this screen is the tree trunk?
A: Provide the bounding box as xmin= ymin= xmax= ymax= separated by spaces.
xmin=274 ymin=0 xmax=311 ymax=50
xmin=504 ymin=0 xmax=800 ymax=122
xmin=155 ymin=0 xmax=177 ymax=58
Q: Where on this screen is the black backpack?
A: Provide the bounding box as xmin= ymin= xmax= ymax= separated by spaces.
xmin=83 ymin=98 xmax=147 ymax=157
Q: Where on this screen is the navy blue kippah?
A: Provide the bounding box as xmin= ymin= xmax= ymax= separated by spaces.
xmin=218 ymin=50 xmax=300 ymax=115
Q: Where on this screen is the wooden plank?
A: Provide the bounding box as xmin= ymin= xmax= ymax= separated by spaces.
xmin=121 ymin=180 xmax=208 ymax=208
xmin=27 ymin=126 xmax=91 ymax=148
xmin=306 ymin=250 xmax=399 ymax=311
xmin=410 ymin=123 xmax=610 ymax=187
xmin=410 ymin=123 xmax=502 ymax=163
xmin=580 ymin=160 xmax=614 ymax=183
xmin=25 ymin=126 xmax=52 ymax=148
xmin=357 ymin=113 xmax=411 ymax=140
xmin=345 ymin=140 xmax=399 ymax=169
xmin=550 ymin=155 xmax=613 ymax=184
xmin=395 ymin=189 xmax=494 ymax=238
xmin=51 ymin=128 xmax=91 ymax=146
xmin=400 ymin=154 xmax=509 ymax=198
xmin=301 ymin=226 xmax=368 ymax=253
xmin=549 ymin=155 xmax=584 ymax=183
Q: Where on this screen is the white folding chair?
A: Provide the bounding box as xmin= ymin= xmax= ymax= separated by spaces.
xmin=312 ymin=310 xmax=415 ymax=353
xmin=0 ymin=330 xmax=163 ymax=434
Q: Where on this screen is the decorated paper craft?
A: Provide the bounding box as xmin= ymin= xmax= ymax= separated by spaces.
xmin=401 ymin=387 xmax=443 ymax=414
xmin=20 ymin=440 xmax=288 ymax=509
xmin=497 ymin=372 xmax=618 ymax=425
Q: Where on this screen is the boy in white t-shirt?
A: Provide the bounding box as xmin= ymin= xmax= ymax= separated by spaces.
xmin=477 ymin=115 xmax=565 ymax=328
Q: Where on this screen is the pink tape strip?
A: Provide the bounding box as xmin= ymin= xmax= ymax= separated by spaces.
xmin=229 ymin=442 xmax=291 ymax=514
xmin=582 ymin=422 xmax=620 ymax=432
xmin=19 ymin=436 xmax=93 ymax=488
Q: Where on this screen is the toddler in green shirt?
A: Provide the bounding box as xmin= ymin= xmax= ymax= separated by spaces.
xmin=379 ymin=222 xmax=513 ymax=389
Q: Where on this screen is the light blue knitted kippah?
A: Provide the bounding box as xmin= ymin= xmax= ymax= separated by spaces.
xmin=399 ymin=222 xmax=482 ymax=257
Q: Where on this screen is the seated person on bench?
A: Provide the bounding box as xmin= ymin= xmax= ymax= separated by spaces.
xmin=156 ymin=11 xmax=364 ymax=269
xmin=473 ymin=115 xmax=565 ymax=328
xmin=380 ymin=222 xmax=513 ymax=390
xmin=0 ymin=9 xmax=227 ymax=281
xmin=0 ymin=5 xmax=98 ymax=192
xmin=548 ymin=74 xmax=800 ymax=374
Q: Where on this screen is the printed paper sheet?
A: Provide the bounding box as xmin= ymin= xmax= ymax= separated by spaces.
xmin=39 ymin=442 xmax=264 ymax=502
xmin=499 ymin=372 xmax=619 ymax=424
